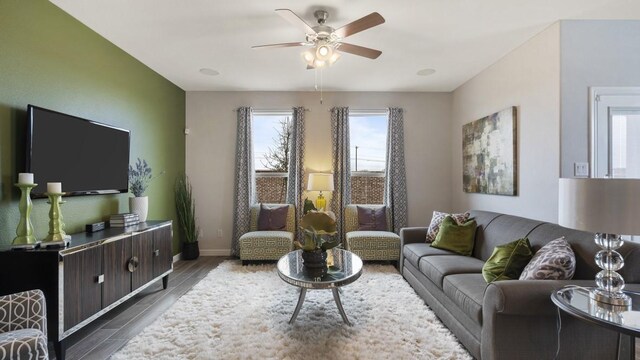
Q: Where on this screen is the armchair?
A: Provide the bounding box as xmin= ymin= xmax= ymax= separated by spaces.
xmin=344 ymin=204 xmax=401 ymax=263
xmin=0 ymin=289 xmax=49 ymax=360
xmin=239 ymin=204 xmax=295 ymax=264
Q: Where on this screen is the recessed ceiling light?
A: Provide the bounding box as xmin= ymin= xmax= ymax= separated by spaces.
xmin=199 ymin=68 xmax=219 ymax=76
xmin=417 ymin=68 xmax=436 ymax=76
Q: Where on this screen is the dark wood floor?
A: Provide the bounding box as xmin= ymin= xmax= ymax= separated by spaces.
xmin=54 ymin=256 xmax=229 ymax=360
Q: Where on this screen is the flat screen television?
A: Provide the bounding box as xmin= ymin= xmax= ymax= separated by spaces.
xmin=26 ymin=105 xmax=130 ymax=198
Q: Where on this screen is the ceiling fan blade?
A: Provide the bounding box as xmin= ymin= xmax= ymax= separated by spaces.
xmin=252 ymin=42 xmax=307 ymax=49
xmin=275 ymin=9 xmax=316 ymax=34
xmin=333 ymin=12 xmax=385 ymax=39
xmin=337 ymin=42 xmax=382 ymax=59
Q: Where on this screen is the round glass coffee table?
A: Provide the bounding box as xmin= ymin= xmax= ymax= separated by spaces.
xmin=552 ymin=287 xmax=640 ymax=359
xmin=277 ymin=248 xmax=363 ymax=326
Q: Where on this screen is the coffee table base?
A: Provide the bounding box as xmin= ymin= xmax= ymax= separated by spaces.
xmin=289 ymin=288 xmax=352 ymax=326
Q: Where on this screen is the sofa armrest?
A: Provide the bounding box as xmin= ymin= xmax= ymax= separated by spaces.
xmin=400 ymin=227 xmax=428 ymax=247
xmin=484 ymin=279 xmax=595 ymax=316
xmin=0 ymin=290 xmax=47 ymax=335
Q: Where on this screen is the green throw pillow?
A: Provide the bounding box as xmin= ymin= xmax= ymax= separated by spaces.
xmin=430 ymin=216 xmax=477 ymax=256
xmin=482 ymin=238 xmax=533 ymax=283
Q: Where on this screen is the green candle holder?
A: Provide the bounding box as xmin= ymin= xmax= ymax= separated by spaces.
xmin=12 ymin=183 xmax=39 ymax=249
xmin=42 ymin=192 xmax=71 ymax=248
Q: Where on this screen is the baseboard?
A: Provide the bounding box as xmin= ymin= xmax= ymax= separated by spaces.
xmin=199 ymin=249 xmax=232 ymax=256
xmin=173 ymin=253 xmax=182 ymax=262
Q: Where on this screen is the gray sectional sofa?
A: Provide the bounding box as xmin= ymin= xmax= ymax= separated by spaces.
xmin=400 ymin=210 xmax=640 ymax=360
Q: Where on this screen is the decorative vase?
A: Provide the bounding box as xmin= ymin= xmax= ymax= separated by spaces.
xmin=183 ymin=241 xmax=200 ymax=260
xmin=301 ymin=249 xmax=328 ymax=269
xmin=129 ymin=196 xmax=149 ymax=222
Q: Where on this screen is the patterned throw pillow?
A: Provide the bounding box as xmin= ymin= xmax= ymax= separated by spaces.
xmin=519 ymin=237 xmax=576 ymax=280
xmin=426 ymin=211 xmax=470 ymax=242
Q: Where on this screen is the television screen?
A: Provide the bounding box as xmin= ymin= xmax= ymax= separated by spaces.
xmin=26 ymin=105 xmax=130 ymax=198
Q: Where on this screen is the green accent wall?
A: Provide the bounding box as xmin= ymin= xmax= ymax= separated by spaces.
xmin=0 ymin=1 xmax=185 ymax=253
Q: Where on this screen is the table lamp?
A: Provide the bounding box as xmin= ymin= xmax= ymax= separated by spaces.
xmin=307 ymin=173 xmax=334 ymax=211
xmin=559 ymin=178 xmax=640 ymax=306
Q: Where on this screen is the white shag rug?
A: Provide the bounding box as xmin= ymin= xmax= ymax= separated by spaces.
xmin=112 ymin=261 xmax=472 ymax=360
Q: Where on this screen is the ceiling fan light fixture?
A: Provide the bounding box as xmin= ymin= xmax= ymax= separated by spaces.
xmin=315 ymin=44 xmax=333 ymax=61
xmin=328 ymin=52 xmax=341 ymax=66
xmin=314 ymin=59 xmax=327 ymax=68
xmin=302 ymin=50 xmax=315 ymax=63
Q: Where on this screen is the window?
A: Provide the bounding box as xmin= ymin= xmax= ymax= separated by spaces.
xmin=349 ymin=111 xmax=388 ymax=204
xmin=252 ymin=111 xmax=293 ymax=203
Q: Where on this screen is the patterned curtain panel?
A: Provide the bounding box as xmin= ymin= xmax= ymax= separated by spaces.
xmin=231 ymin=107 xmax=256 ymax=257
xmin=286 ymin=107 xmax=306 ymax=238
xmin=384 ymin=107 xmax=408 ymax=233
xmin=330 ymin=107 xmax=351 ymax=238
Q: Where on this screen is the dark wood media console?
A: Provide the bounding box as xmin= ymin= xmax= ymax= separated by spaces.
xmin=0 ymin=221 xmax=173 ymax=360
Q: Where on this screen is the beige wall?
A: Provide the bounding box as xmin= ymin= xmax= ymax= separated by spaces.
xmin=451 ymin=23 xmax=561 ymax=222
xmin=186 ymin=91 xmax=452 ymax=255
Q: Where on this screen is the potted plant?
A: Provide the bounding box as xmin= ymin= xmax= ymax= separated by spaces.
xmin=295 ymin=211 xmax=340 ymax=272
xmin=128 ymin=158 xmax=154 ymax=222
xmin=175 ymin=174 xmax=200 ymax=260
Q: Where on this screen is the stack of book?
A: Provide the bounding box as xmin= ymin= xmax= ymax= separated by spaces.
xmin=109 ymin=213 xmax=139 ymax=227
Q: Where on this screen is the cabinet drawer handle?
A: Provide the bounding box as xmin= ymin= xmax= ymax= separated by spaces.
xmin=154 ymin=249 xmax=160 ymax=257
xmin=97 ymin=274 xmax=104 ymax=284
xmin=128 ymin=256 xmax=139 ymax=273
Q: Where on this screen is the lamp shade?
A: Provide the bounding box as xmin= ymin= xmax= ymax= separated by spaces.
xmin=307 ymin=173 xmax=334 ymax=192
xmin=558 ymin=178 xmax=640 ymax=235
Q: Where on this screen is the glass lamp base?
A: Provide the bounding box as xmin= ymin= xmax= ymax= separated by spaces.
xmin=590 ymin=288 xmax=632 ymax=307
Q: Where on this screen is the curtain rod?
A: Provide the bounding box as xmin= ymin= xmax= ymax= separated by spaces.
xmin=232 ymin=108 xmax=310 ymax=112
xmin=327 ymin=108 xmax=397 ymax=113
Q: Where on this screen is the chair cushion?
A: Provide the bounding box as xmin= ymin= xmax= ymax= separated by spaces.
xmin=257 ymin=204 xmax=289 ymax=230
xmin=239 ymin=231 xmax=294 ymax=260
xmin=0 ymin=329 xmax=48 ymax=360
xmin=345 ymin=231 xmax=400 ymax=260
xmin=402 ymin=243 xmax=457 ymax=269
xmin=418 ymin=255 xmax=485 ymax=289
xmin=431 ymin=217 xmax=477 ymax=256
xmin=357 ymin=206 xmax=387 ymax=231
xmin=443 ymin=274 xmax=487 ymax=325
xmin=482 ymin=238 xmax=533 ymax=283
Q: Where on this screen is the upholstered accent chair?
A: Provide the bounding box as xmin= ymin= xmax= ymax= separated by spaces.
xmin=0 ymin=289 xmax=49 ymax=360
xmin=344 ymin=204 xmax=401 ymax=263
xmin=239 ymin=204 xmax=295 ymax=264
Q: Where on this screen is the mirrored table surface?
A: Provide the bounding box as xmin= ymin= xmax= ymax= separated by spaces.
xmin=277 ymin=248 xmax=363 ymax=289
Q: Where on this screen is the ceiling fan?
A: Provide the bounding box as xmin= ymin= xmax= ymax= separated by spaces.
xmin=252 ymin=9 xmax=385 ymax=69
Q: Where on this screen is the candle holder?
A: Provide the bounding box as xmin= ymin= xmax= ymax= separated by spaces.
xmin=12 ymin=183 xmax=39 ymax=249
xmin=42 ymin=192 xmax=71 ymax=248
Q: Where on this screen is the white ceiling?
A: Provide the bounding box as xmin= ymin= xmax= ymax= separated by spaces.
xmin=50 ymin=0 xmax=640 ymax=92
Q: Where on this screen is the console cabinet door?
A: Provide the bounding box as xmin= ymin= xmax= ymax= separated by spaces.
xmin=153 ymin=225 xmax=173 ymax=278
xmin=102 ymin=237 xmax=132 ymax=307
xmin=63 ymin=246 xmax=102 ymax=331
xmin=132 ymin=231 xmax=154 ymax=290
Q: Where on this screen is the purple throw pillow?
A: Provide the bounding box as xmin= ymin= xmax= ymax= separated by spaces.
xmin=357 ymin=206 xmax=387 ymax=231
xmin=257 ymin=204 xmax=289 ymax=231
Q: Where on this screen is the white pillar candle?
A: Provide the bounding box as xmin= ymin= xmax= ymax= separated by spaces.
xmin=18 ymin=173 xmax=34 ymax=184
xmin=47 ymin=182 xmax=62 ymax=193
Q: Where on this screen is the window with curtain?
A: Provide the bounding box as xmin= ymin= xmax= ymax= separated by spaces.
xmin=252 ymin=110 xmax=293 ymax=203
xmin=348 ymin=110 xmax=388 ymax=204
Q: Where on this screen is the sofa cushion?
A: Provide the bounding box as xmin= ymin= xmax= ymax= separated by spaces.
xmin=520 ymin=237 xmax=576 ymax=280
xmin=403 ymin=243 xmax=457 ymax=269
xmin=482 ymin=238 xmax=533 ymax=283
xmin=443 ymin=273 xmax=487 ymax=325
xmin=426 ymin=210 xmax=471 ymax=242
xmin=418 ymin=255 xmax=485 ymax=289
xmin=431 ymin=217 xmax=477 ymax=256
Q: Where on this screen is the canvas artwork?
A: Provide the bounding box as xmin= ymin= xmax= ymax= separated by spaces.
xmin=462 ymin=107 xmax=517 ymax=196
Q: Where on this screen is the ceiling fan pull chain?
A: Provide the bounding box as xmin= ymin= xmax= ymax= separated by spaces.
xmin=320 ymin=68 xmax=324 ymax=105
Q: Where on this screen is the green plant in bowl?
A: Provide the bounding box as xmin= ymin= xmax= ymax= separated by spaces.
xmin=294 ymin=211 xmax=340 ymax=252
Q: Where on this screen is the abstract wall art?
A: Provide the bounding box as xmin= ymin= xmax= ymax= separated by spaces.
xmin=462 ymin=107 xmax=517 ymax=196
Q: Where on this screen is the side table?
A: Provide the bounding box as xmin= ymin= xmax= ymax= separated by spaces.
xmin=552 ymin=287 xmax=640 ymax=360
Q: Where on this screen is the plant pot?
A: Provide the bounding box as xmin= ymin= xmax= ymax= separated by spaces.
xmin=183 ymin=241 xmax=199 ymax=260
xmin=129 ymin=196 xmax=148 ymax=222
xmin=301 ymin=249 xmax=327 ymax=269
